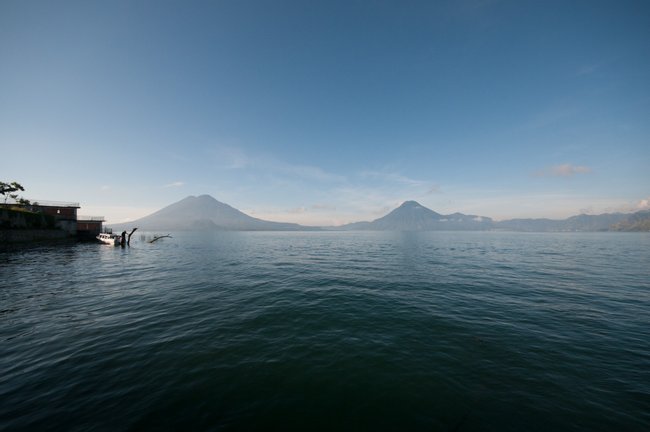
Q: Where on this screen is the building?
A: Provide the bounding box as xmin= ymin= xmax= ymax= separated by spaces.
xmin=31 ymin=200 xmax=105 ymax=239
xmin=77 ymin=216 xmax=105 ymax=240
xmin=1 ymin=199 xmax=106 ymax=243
xmin=31 ymin=200 xmax=80 ymax=235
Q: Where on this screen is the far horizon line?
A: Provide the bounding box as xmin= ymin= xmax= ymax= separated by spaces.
xmin=104 ymin=194 xmax=649 ymax=228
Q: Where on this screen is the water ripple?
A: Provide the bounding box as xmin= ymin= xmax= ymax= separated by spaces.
xmin=1 ymin=232 xmax=649 ymax=431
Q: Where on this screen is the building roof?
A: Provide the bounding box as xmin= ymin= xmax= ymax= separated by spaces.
xmin=31 ymin=200 xmax=80 ymax=208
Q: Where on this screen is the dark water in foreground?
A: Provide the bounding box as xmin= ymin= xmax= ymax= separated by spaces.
xmin=1 ymin=231 xmax=649 ymax=431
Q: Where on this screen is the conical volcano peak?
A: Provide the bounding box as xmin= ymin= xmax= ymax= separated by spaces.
xmin=196 ymin=194 xmax=217 ymax=201
xmin=399 ymin=200 xmax=424 ymax=208
xmin=109 ymin=194 xmax=309 ymax=231
xmin=365 ymin=200 xmax=443 ymax=230
xmin=394 ymin=201 xmax=436 ymax=215
xmin=339 ymin=200 xmax=494 ymax=230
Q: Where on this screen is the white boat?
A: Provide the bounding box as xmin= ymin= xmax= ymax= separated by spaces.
xmin=97 ymin=232 xmax=121 ymax=245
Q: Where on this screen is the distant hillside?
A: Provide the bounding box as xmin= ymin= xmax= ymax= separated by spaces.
xmin=110 ymin=196 xmax=650 ymax=233
xmin=610 ymin=210 xmax=650 ymax=231
xmin=338 ymin=201 xmax=648 ymax=232
xmin=494 ymin=212 xmax=637 ymax=232
xmin=110 ymin=195 xmax=314 ymax=231
xmin=339 ymin=201 xmax=492 ymax=231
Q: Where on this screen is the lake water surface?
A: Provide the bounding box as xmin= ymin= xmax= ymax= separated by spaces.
xmin=1 ymin=231 xmax=649 ymax=431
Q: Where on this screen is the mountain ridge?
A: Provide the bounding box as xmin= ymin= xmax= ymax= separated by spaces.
xmin=340 ymin=201 xmax=649 ymax=232
xmin=109 ymin=194 xmax=315 ymax=231
xmin=339 ymin=200 xmax=493 ymax=231
xmin=109 ymin=196 xmax=650 ymax=232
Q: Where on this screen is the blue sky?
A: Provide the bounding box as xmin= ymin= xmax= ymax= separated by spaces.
xmin=1 ymin=0 xmax=649 ymax=225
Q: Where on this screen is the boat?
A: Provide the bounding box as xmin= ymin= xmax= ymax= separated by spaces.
xmin=97 ymin=232 xmax=121 ymax=245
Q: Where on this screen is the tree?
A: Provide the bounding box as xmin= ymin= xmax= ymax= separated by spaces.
xmin=1 ymin=181 xmax=27 ymax=204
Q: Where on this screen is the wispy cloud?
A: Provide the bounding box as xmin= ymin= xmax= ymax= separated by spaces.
xmin=207 ymin=144 xmax=345 ymax=183
xmin=535 ymin=164 xmax=592 ymax=177
xmin=246 ymin=183 xmax=404 ymax=226
xmin=286 ymin=207 xmax=307 ymax=214
xmin=207 ymin=145 xmax=250 ymax=169
xmin=268 ymin=169 xmax=444 ymax=225
xmin=359 ymin=170 xmax=442 ymax=199
xmin=82 ymin=205 xmax=158 ymax=225
xmin=359 ymin=170 xmax=440 ymax=194
xmin=164 ymin=181 xmax=185 ymax=188
xmin=551 ymin=164 xmax=591 ymax=177
xmin=599 ymin=196 xmax=650 ymax=214
xmin=311 ymin=203 xmax=336 ymax=211
xmin=247 ymin=203 xmax=344 ymax=226
xmin=360 ymin=170 xmax=426 ymax=187
xmin=277 ymin=162 xmax=346 ymax=183
xmin=435 ymin=189 xmax=639 ymax=220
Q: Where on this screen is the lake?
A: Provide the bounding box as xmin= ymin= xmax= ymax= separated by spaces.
xmin=1 ymin=231 xmax=649 ymax=431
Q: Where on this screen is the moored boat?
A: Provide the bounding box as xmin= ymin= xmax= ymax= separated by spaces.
xmin=97 ymin=232 xmax=120 ymax=245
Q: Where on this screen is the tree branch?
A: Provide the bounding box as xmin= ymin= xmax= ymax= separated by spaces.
xmin=149 ymin=234 xmax=172 ymax=243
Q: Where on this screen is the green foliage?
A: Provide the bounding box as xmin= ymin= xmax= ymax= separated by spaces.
xmin=0 ymin=207 xmax=56 ymax=229
xmin=0 ymin=181 xmax=28 ymax=204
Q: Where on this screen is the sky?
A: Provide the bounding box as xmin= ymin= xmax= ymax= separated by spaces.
xmin=1 ymin=0 xmax=649 ymax=226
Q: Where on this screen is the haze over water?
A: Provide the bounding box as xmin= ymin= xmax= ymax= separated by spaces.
xmin=1 ymin=231 xmax=649 ymax=431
